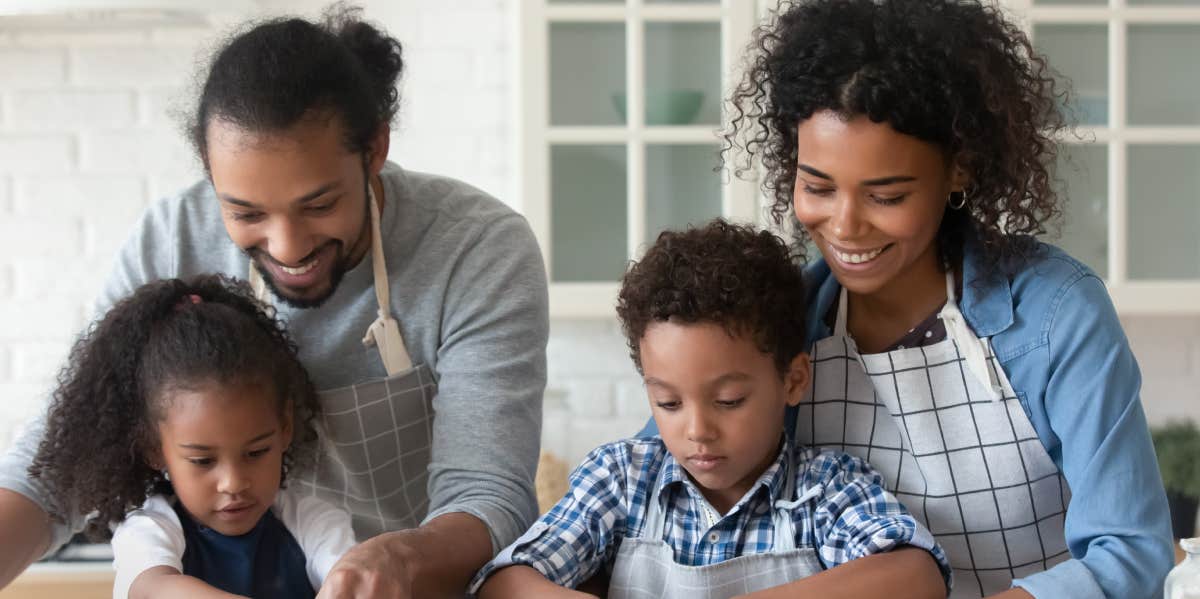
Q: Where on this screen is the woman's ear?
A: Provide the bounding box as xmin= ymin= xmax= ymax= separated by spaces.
xmin=281 ymin=400 xmax=294 ymax=447
xmin=951 ymin=163 xmax=972 ymax=194
xmin=784 ymin=353 xmax=812 ymax=407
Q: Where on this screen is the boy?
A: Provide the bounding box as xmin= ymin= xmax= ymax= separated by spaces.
xmin=471 ymin=220 xmax=951 ymax=598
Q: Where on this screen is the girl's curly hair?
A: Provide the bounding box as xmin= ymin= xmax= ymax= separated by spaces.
xmin=617 ymin=219 xmax=807 ymax=375
xmin=725 ymin=0 xmax=1067 ymax=277
xmin=28 ymin=275 xmax=321 ymax=540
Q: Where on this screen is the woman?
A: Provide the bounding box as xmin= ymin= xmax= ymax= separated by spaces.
xmin=724 ymin=0 xmax=1173 ymax=597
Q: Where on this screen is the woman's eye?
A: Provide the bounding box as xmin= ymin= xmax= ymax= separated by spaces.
xmin=870 ymin=194 xmax=906 ymax=206
xmin=802 ymin=185 xmax=834 ymax=197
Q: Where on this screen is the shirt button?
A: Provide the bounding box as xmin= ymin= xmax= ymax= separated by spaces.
xmin=708 ymin=532 xmax=720 ymax=543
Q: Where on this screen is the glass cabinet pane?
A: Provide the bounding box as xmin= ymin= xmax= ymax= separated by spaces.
xmin=645 ymin=144 xmax=722 ymax=245
xmin=551 ymin=145 xmax=628 ymax=282
xmin=1128 ymin=26 xmax=1200 ymax=125
xmin=551 ymin=23 xmax=626 ymax=126
xmin=1128 ymin=145 xmax=1200 ymax=280
xmin=1034 ymin=25 xmax=1108 ymax=126
xmin=1048 ymin=144 xmax=1108 ymax=277
xmin=647 ymin=0 xmax=719 ymax=3
xmin=644 ymin=22 xmax=721 ymax=126
xmin=1033 ymin=0 xmax=1105 ymax=5
xmin=1128 ymin=0 xmax=1200 ymax=6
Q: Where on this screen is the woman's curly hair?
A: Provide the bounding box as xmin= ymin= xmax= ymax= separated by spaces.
xmin=28 ymin=275 xmax=321 ymax=540
xmin=725 ymin=0 xmax=1068 ymax=277
xmin=617 ymin=219 xmax=807 ymax=374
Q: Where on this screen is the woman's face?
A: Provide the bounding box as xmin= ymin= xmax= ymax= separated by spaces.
xmin=793 ymin=110 xmax=964 ymax=297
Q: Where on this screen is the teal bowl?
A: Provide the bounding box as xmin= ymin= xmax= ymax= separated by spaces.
xmin=611 ymin=90 xmax=705 ymax=125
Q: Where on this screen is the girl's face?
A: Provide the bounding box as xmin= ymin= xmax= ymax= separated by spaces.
xmin=156 ymin=381 xmax=293 ymax=536
xmin=793 ymin=110 xmax=965 ymax=297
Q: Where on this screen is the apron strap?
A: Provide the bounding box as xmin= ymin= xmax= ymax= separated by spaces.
xmin=644 ymin=461 xmax=672 ymax=541
xmin=248 ymin=180 xmax=413 ymax=377
xmin=936 ymin=272 xmax=1002 ymax=402
xmin=360 ymin=183 xmax=412 ymax=376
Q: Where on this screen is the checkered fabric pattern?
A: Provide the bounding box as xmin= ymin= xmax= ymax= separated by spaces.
xmin=291 ymin=365 xmax=438 ymax=540
xmin=799 ymin=331 xmax=1072 ymax=598
xmin=472 ymin=437 xmax=949 ymax=591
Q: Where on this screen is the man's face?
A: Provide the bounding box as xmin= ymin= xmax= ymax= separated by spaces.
xmin=206 ymin=116 xmax=373 ymax=309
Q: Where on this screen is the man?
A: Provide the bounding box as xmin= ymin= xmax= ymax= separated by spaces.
xmin=0 ymin=7 xmax=547 ymax=598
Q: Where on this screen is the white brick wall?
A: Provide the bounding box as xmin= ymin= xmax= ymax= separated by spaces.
xmin=1 ymin=0 xmax=1198 ymax=470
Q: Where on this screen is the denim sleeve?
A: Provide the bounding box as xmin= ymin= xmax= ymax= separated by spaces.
xmin=1012 ymin=274 xmax=1173 ymax=599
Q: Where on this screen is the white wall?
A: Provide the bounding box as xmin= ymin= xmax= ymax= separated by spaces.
xmin=0 ymin=0 xmax=1197 ymax=471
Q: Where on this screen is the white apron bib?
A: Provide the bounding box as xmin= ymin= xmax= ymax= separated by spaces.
xmin=608 ymin=449 xmax=824 ymax=599
xmin=796 ymin=272 xmax=1071 ymax=597
xmin=249 ymin=183 xmax=437 ymax=540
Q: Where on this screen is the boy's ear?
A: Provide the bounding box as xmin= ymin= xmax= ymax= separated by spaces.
xmin=784 ymin=353 xmax=812 ymax=407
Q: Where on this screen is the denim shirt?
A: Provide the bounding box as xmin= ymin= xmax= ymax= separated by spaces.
xmin=796 ymin=236 xmax=1174 ymax=599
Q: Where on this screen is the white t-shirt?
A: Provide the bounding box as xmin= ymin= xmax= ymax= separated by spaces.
xmin=110 ymin=489 xmax=356 ymax=599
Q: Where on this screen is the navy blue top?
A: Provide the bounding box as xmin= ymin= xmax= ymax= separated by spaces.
xmin=174 ymin=502 xmax=315 ymax=598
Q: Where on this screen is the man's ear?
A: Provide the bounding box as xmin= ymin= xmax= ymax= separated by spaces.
xmin=366 ymin=124 xmax=391 ymax=175
xmin=784 ymin=353 xmax=812 ymax=407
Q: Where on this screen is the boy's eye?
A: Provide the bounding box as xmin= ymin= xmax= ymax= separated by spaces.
xmin=655 ymin=400 xmax=681 ymax=411
xmin=716 ymin=398 xmax=746 ymax=408
xmin=230 ymin=211 xmax=264 ymax=223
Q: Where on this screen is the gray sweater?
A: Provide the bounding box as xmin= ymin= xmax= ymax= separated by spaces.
xmin=0 ymin=162 xmax=548 ymax=555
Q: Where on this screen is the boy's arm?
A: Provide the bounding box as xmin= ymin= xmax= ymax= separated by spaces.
xmin=478 ymin=565 xmax=599 ymax=599
xmin=735 ymin=546 xmax=944 ymax=599
xmin=469 ymin=442 xmax=637 ymax=597
xmin=128 ymin=566 xmax=247 ymax=599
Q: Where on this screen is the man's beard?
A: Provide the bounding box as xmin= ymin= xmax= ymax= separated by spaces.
xmin=248 ymin=242 xmax=349 ymax=310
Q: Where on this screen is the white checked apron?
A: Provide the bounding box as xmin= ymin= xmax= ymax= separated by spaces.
xmin=608 ymin=448 xmax=824 ymax=599
xmin=796 ymin=272 xmax=1070 ymax=598
xmin=250 ymin=183 xmax=437 ymax=540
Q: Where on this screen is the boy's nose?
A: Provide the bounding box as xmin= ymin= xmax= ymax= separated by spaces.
xmin=686 ymin=411 xmax=718 ymax=443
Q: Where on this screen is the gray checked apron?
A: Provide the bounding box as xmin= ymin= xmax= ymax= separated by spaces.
xmin=608 ymin=447 xmax=824 ymax=598
xmin=250 ymin=182 xmax=437 ymax=540
xmin=796 ymin=272 xmax=1071 ymax=598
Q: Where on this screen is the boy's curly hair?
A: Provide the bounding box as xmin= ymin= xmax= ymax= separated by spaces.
xmin=725 ymin=0 xmax=1067 ymax=278
xmin=617 ymin=219 xmax=807 ymax=375
xmin=28 ymin=275 xmax=321 ymax=540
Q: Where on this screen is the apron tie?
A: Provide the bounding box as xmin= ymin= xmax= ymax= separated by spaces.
xmin=938 ymin=303 xmax=1002 ymax=402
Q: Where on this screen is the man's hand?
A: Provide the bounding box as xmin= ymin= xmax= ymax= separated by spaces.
xmin=315 ymin=512 xmax=493 ymax=599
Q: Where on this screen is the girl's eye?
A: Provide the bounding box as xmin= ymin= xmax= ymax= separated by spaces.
xmin=802 ymin=185 xmax=834 ymax=197
xmin=716 ymin=398 xmax=746 ymax=408
xmin=188 ymin=457 xmax=214 ymax=467
xmin=247 ymin=447 xmax=271 ymax=459
xmin=870 ymin=194 xmax=906 ymax=206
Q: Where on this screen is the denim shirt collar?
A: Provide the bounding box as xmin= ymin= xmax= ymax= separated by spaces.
xmin=804 ymin=234 xmax=1015 ymax=345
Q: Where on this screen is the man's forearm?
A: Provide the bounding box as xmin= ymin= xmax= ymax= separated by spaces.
xmin=391 ymin=511 xmax=496 ymax=597
xmin=738 ymin=546 xmax=947 ymax=599
xmin=0 ymin=489 xmax=53 ymax=589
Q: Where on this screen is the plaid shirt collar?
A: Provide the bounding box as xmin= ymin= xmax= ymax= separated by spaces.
xmin=655 ymin=436 xmax=792 ymax=516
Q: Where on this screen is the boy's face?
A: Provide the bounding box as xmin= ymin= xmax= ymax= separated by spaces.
xmin=640 ymin=321 xmax=810 ymax=514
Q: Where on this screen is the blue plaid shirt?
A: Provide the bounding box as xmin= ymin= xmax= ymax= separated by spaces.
xmin=471 ymin=437 xmax=950 ymax=593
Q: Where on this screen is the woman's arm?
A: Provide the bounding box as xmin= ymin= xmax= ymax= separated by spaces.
xmin=735 ymin=546 xmax=944 ymax=599
xmin=128 ymin=566 xmax=246 ymax=599
xmin=478 ymin=565 xmax=598 ymax=599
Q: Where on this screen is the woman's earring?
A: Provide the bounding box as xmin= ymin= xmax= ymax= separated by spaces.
xmin=948 ymin=189 xmax=968 ymax=210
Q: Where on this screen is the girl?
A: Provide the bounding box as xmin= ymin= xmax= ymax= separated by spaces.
xmin=28 ymin=275 xmax=355 ymax=599
xmin=722 ymin=0 xmax=1174 ymax=597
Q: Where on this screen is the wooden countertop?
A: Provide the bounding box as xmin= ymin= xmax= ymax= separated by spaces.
xmin=0 ymin=562 xmax=113 ymax=599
